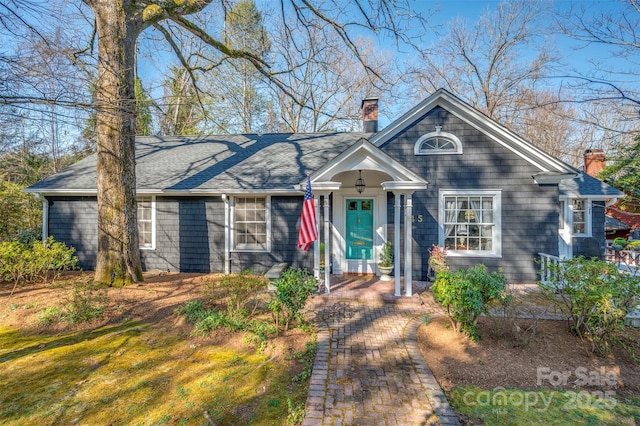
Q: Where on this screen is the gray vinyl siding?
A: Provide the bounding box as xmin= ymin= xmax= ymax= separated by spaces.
xmin=380 ymin=106 xmax=559 ymax=283
xmin=142 ymin=197 xmax=225 ymax=273
xmin=592 ymin=201 xmax=606 ymax=245
xmin=47 ymin=195 xmax=312 ymax=274
xmin=47 ymin=196 xmax=98 ymax=270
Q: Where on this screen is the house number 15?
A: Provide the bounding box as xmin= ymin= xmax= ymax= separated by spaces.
xmin=412 ymin=215 xmax=423 ymax=223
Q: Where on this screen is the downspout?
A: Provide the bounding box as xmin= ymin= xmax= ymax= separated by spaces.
xmin=35 ymin=193 xmax=49 ymax=242
xmin=222 ymin=194 xmax=230 ymax=274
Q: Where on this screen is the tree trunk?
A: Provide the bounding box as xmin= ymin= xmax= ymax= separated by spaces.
xmin=91 ymin=0 xmax=143 ymax=286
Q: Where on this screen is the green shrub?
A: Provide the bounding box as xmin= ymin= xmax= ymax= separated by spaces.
xmin=627 ymin=240 xmax=640 ymax=251
xmin=176 ymin=300 xmax=277 ymax=342
xmin=175 ymin=300 xmax=207 ymax=322
xmin=63 ymin=283 xmax=107 ymax=324
xmin=0 ymin=237 xmax=78 ymax=291
xmin=203 ymin=270 xmax=268 ymax=317
xmin=538 ymin=257 xmax=640 ymax=354
xmin=0 ymin=178 xmax=41 ymax=240
xmin=431 ymin=264 xmax=508 ymax=341
xmin=612 ymin=237 xmax=628 ymax=248
xmin=15 ymin=227 xmax=43 ymax=245
xmin=270 ymin=267 xmax=317 ymax=332
xmin=36 ymin=284 xmax=107 ymax=325
xmin=38 ymin=306 xmax=65 ymax=325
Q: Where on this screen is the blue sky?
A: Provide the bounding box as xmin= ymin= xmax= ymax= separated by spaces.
xmin=135 ymin=0 xmax=633 ymax=131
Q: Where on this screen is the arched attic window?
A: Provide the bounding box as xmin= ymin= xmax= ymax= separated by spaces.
xmin=414 ymin=126 xmax=462 ymax=155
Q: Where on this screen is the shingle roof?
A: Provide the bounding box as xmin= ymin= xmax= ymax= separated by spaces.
xmin=559 ymin=173 xmax=624 ymax=199
xmin=27 ymin=133 xmax=371 ymax=194
xmin=605 ymin=214 xmax=631 ymax=232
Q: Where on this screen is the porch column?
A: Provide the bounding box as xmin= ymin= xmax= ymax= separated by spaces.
xmin=313 ymin=194 xmax=320 ymax=281
xmin=404 ymin=192 xmax=414 ymax=296
xmin=323 ymin=194 xmax=331 ymax=293
xmin=393 ymin=191 xmax=402 ymax=297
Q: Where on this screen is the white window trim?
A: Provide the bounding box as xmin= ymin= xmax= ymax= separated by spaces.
xmin=230 ymin=195 xmax=271 ymax=252
xmin=138 ymin=196 xmax=156 ymax=250
xmin=438 ymin=189 xmax=502 ymax=258
xmin=414 ymin=129 xmax=463 ymax=155
xmin=570 ymin=198 xmax=591 ymax=237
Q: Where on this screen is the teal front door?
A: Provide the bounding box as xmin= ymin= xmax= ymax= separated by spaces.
xmin=346 ymin=199 xmax=374 ymax=261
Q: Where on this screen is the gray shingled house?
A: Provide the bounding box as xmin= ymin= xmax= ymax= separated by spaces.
xmin=26 ymin=89 xmax=623 ymax=295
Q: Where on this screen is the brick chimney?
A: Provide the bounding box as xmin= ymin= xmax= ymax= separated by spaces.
xmin=362 ymin=98 xmax=379 ymax=133
xmin=584 ymin=149 xmax=605 ymax=177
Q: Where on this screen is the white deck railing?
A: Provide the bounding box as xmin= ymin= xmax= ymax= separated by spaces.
xmin=538 ymin=250 xmax=640 ymax=327
xmin=538 ymin=252 xmax=562 ymax=285
xmin=538 ymin=246 xmax=640 ymax=284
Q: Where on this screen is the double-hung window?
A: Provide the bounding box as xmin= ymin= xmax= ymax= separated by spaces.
xmin=572 ymin=198 xmax=588 ymax=235
xmin=439 ymin=190 xmax=501 ymax=257
xmin=138 ymin=196 xmax=155 ymax=249
xmin=234 ymin=196 xmax=270 ymax=251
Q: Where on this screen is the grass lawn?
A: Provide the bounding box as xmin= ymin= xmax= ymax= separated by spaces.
xmin=0 ymin=321 xmax=310 ymax=425
xmin=448 ymin=385 xmax=640 ymax=425
xmin=0 ymin=272 xmax=315 ymax=425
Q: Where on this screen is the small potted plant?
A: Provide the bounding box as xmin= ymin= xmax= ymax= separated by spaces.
xmin=378 ymin=240 xmax=393 ymax=281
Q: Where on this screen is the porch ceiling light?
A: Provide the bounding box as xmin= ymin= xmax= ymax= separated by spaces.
xmin=355 ymin=170 xmax=366 ymax=193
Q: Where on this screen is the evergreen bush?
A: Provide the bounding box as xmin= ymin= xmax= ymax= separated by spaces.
xmin=432 ymin=264 xmax=508 ymax=341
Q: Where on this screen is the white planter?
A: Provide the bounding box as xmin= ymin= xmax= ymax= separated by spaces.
xmin=378 ymin=265 xmax=393 ymax=281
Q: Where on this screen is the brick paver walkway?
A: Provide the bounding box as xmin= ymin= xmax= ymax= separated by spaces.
xmin=302 ymin=293 xmax=460 ymax=425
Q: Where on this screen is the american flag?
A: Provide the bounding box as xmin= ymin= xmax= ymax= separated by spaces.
xmin=297 ymin=176 xmax=318 ymax=251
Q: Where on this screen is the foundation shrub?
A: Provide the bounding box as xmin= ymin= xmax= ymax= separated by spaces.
xmin=431 ymin=264 xmax=508 ymax=341
xmin=538 ymin=257 xmax=640 ymax=355
xmin=0 ymin=237 xmax=78 ymax=287
xmin=270 ymin=267 xmax=317 ymax=332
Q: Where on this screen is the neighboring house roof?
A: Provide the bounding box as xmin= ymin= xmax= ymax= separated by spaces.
xmin=559 ymin=173 xmax=625 ymax=200
xmin=26 ymin=133 xmax=371 ymax=195
xmin=607 ymin=206 xmax=640 ymax=230
xmin=605 ymin=214 xmax=631 ymax=232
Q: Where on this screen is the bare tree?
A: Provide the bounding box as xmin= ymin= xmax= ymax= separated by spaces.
xmin=270 ymin=24 xmax=396 ymax=132
xmin=415 ymin=0 xmax=558 ymax=125
xmin=556 ymin=0 xmax=640 ymax=106
xmin=51 ymin=0 xmax=429 ymax=285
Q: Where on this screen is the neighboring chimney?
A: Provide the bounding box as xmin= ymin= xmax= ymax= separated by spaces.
xmin=584 ymin=149 xmax=606 ymax=177
xmin=362 ymin=98 xmax=379 ymax=133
